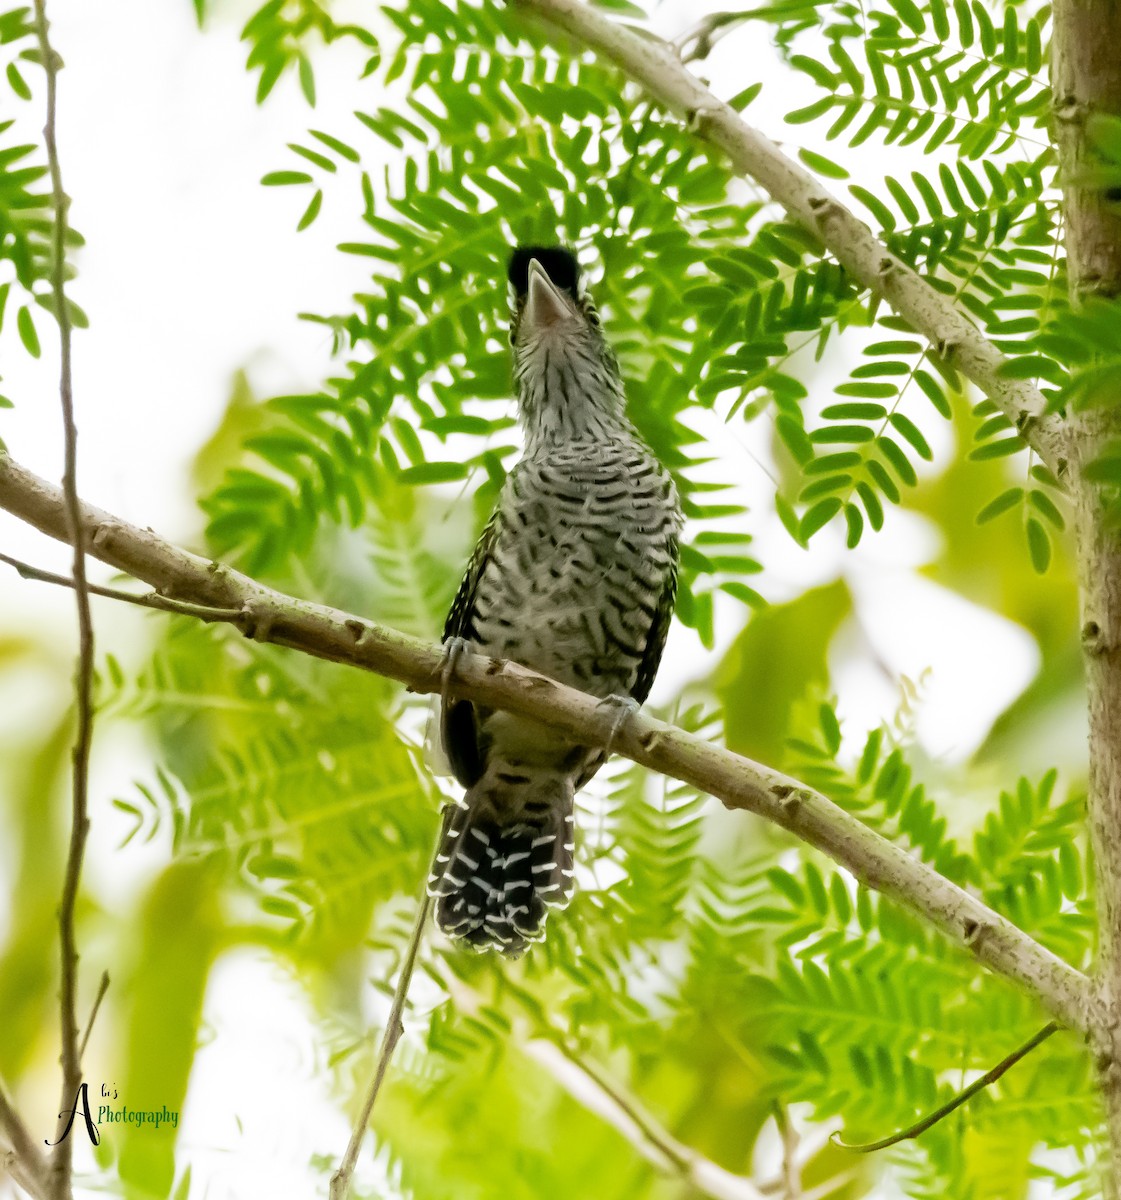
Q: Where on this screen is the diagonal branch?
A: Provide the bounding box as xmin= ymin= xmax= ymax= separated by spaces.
xmin=528 ymin=1043 xmax=852 ymax=1200
xmin=508 ymin=0 xmax=1068 ymax=478
xmin=0 ymin=449 xmax=1095 ymax=1033
xmin=32 ymin=3 xmax=95 ymax=1196
xmin=525 ymin=1040 xmax=766 ymax=1200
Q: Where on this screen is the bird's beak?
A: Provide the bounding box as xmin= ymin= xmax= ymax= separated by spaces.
xmin=524 ymin=257 xmax=572 ymax=331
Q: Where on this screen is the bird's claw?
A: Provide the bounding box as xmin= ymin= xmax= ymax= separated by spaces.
xmin=597 ymin=694 xmax=641 ymax=758
xmin=440 ymin=636 xmax=471 ymax=704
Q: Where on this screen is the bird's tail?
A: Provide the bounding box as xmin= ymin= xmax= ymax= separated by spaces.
xmin=428 ymin=772 xmax=575 ymax=957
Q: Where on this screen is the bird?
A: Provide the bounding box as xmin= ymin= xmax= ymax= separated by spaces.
xmin=427 ymin=245 xmax=683 ymax=956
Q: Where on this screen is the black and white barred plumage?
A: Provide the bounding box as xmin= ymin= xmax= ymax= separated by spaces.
xmin=427 ymin=246 xmax=682 ymax=956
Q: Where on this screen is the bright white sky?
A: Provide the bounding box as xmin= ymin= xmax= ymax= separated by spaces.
xmin=0 ymin=2 xmax=1042 ymax=1197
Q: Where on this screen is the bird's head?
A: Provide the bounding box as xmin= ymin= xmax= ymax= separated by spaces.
xmin=506 ymin=245 xmax=626 ymax=440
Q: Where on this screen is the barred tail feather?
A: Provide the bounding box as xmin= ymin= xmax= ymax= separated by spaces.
xmin=428 ymin=778 xmax=575 ymax=957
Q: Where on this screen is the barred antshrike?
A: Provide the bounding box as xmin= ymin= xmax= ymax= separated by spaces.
xmin=428 ymin=246 xmax=682 ymax=955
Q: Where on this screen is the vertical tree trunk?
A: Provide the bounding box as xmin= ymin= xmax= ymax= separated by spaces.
xmin=1052 ymin=0 xmax=1121 ymax=300
xmin=1052 ymin=0 xmax=1121 ymax=1186
xmin=1073 ymin=461 xmax=1121 ymax=1183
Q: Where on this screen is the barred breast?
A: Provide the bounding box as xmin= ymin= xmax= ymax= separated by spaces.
xmin=469 ymin=438 xmax=679 ymax=701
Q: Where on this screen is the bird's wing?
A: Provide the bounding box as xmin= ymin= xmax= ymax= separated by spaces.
xmin=572 ymin=536 xmax=680 ymax=793
xmin=439 ymin=511 xmax=501 ymax=789
xmin=629 ymin=534 xmax=680 ymax=707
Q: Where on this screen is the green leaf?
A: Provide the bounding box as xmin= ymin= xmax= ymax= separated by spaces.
xmin=879 ymin=437 xmax=918 ymax=485
xmin=311 ymin=129 xmax=361 ymax=162
xmin=970 ymin=437 xmax=1024 ymax=460
xmin=786 ymin=98 xmax=834 ymax=125
xmin=297 ymin=54 xmax=316 ymax=106
xmin=721 ymin=581 xmax=766 ymax=608
xmin=801 ymin=497 xmax=843 ymax=538
xmin=821 ymin=403 xmax=887 ymax=420
xmin=398 ymin=462 xmax=469 ymax=485
xmin=835 ymin=382 xmax=897 ymax=399
xmin=849 ymin=185 xmax=896 ymax=231
xmin=811 ymin=424 xmax=875 ymax=444
xmin=891 ymin=0 xmax=926 ymax=33
xmin=857 ymin=482 xmax=884 ymax=530
xmin=798 ymin=148 xmax=849 ymax=180
xmin=976 ymin=487 xmax=1023 ymax=524
xmin=1029 ymin=489 xmax=1066 ymax=530
xmin=776 ymin=414 xmax=814 ymax=464
xmin=288 ymin=143 xmax=337 ymax=172
xmin=296 ymin=189 xmax=323 ymax=231
xmin=818 ymin=705 xmax=841 ymax=755
xmin=261 ymin=170 xmax=313 ymax=186
xmin=767 ymin=868 xmax=805 ymax=906
xmin=1059 ymin=841 xmax=1081 ymax=899
xmin=1026 ymin=517 xmax=1051 ymax=573
xmin=6 ymin=62 xmax=29 ymax=100
xmin=844 ymin=503 xmax=864 ymax=547
xmin=1083 ymin=455 xmax=1121 ymax=484
xmin=889 ymin=413 xmax=932 ymax=461
xmin=914 ymin=369 xmax=952 ymax=418
xmin=866 ymin=340 xmax=922 ymax=356
xmin=16 ymin=305 xmax=39 ymax=357
xmin=728 ymin=83 xmax=763 ymax=110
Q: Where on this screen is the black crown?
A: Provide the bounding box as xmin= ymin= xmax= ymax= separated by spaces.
xmin=508 ymin=245 xmax=580 ymax=299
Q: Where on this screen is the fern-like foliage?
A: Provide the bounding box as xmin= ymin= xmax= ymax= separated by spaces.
xmin=0 ymin=5 xmax=85 ymax=410
xmin=109 ymin=617 xmax=437 ymax=948
xmin=60 ymin=0 xmax=1111 ymax=1195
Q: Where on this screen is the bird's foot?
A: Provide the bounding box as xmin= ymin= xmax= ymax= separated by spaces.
xmin=596 ymin=694 xmax=642 ymax=758
xmin=439 ymin=636 xmax=471 ymax=702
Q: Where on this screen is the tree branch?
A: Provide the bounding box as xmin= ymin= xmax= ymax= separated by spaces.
xmin=31 ymin=4 xmax=94 ymax=1196
xmin=0 ymin=449 xmax=1095 ymax=1034
xmin=0 ymin=1079 xmax=49 ymax=1200
xmin=508 ymin=0 xmax=1069 ymax=478
xmin=525 ymin=1040 xmax=766 ymax=1200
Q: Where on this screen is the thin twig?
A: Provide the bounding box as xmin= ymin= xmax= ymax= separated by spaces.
xmin=328 ymin=811 xmax=448 ymax=1200
xmin=0 ymin=450 xmax=1096 ymax=1035
xmin=674 ymin=8 xmax=754 ymax=62
xmin=772 ymin=1103 xmax=802 ymax=1199
xmin=0 ymin=1080 xmax=49 ymax=1199
xmin=0 ymin=552 xmax=245 ymax=624
xmin=567 ymin=1048 xmax=693 ymax=1174
xmin=526 ymin=1034 xmax=854 ymax=1200
xmin=78 ymin=971 xmax=109 ymax=1060
xmin=32 ymin=4 xmax=93 ymax=1196
xmin=3 ymin=1148 xmax=50 ymax=1200
xmin=833 ymin=1021 xmax=1061 ymax=1152
xmin=526 ymin=1040 xmax=765 ymax=1200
